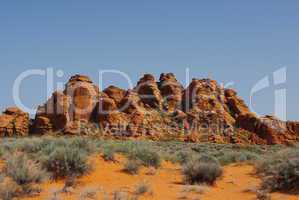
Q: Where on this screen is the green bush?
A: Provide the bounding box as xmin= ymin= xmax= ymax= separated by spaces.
xmin=123 ymin=160 xmax=141 ymax=175
xmin=218 ymin=151 xmax=259 ymax=165
xmin=12 ymin=138 xmax=45 ymax=154
xmin=174 ymin=151 xmax=193 ymax=164
xmin=4 ymin=153 xmax=48 ymax=185
xmin=39 ymin=146 xmax=90 ymax=178
xmin=102 ymin=147 xmax=116 ymax=161
xmin=256 ymin=147 xmax=299 ymax=193
xmin=68 ymin=137 xmax=96 ymax=154
xmin=129 ymin=148 xmax=161 ymax=168
xmin=261 ymin=157 xmax=299 ymax=193
xmin=182 ymin=155 xmax=223 ymax=185
xmin=134 ymin=181 xmax=151 ymax=195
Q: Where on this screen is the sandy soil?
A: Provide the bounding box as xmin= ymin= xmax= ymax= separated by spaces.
xmin=22 ymin=154 xmax=299 ymax=200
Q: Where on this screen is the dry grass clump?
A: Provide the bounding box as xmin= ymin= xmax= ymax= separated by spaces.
xmin=4 ymin=152 xmax=48 ymax=185
xmin=129 ymin=148 xmax=161 ymax=169
xmin=102 ymin=147 xmax=116 ymax=162
xmin=182 ymin=154 xmax=223 ymax=185
xmin=123 ymin=159 xmax=141 ymax=175
xmin=256 ymin=147 xmax=299 ymax=193
xmin=39 ymin=145 xmax=91 ymax=178
xmin=134 ymin=181 xmax=153 ymax=196
xmin=0 ymin=152 xmax=48 ymax=199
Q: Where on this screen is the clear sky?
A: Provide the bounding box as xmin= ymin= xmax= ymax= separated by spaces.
xmin=0 ymin=1 xmax=299 ymax=120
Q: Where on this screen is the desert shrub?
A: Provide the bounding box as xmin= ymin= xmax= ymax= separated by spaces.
xmin=174 ymin=151 xmax=193 ymax=164
xmin=134 ymin=181 xmax=152 ymax=195
xmin=129 ymin=148 xmax=161 ymax=168
xmin=4 ymin=153 xmax=48 ymax=185
xmin=123 ymin=160 xmax=141 ymax=175
xmin=12 ymin=138 xmax=45 ymax=154
xmin=0 ymin=147 xmax=4 ymax=158
xmin=182 ymin=155 xmax=223 ymax=185
xmin=102 ymin=147 xmax=116 ymax=161
xmin=218 ymin=151 xmax=260 ymax=165
xmin=0 ymin=176 xmax=21 ymax=200
xmin=39 ymin=146 xmax=90 ymax=178
xmin=261 ymin=157 xmax=299 ymax=193
xmin=68 ymin=137 xmax=96 ymax=154
xmin=256 ymin=148 xmax=298 ymax=176
xmin=256 ymin=147 xmax=299 ymax=193
xmin=110 ymin=142 xmax=135 ymax=155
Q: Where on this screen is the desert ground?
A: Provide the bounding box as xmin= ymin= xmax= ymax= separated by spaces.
xmin=23 ymin=155 xmax=299 ymax=200
xmin=0 ymin=137 xmax=298 ymax=200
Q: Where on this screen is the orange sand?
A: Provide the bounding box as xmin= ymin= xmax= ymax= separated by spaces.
xmin=22 ymin=155 xmax=299 ymax=200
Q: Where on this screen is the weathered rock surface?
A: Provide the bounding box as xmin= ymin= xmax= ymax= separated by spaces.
xmin=0 ymin=107 xmax=29 ymax=136
xmin=224 ymin=88 xmax=250 ymax=118
xmin=33 ymin=75 xmax=99 ymax=134
xmin=236 ymin=113 xmax=299 ymax=144
xmin=182 ymin=78 xmax=235 ymax=137
xmin=33 ymin=91 xmax=70 ymax=134
xmin=103 ymin=86 xmax=126 ymax=106
xmin=64 ymin=74 xmax=99 ymax=122
xmin=135 ymin=74 xmax=162 ymax=109
xmin=158 ymin=73 xmax=183 ymax=111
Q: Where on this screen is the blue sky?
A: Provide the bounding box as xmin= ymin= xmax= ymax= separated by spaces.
xmin=0 ymin=1 xmax=299 ymax=119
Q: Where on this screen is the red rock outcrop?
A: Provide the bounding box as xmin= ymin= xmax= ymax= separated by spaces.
xmin=0 ymin=107 xmax=29 ymax=136
xmin=236 ymin=113 xmax=299 ymax=144
xmin=158 ymin=73 xmax=183 ymax=111
xmin=103 ymin=86 xmax=126 ymax=107
xmin=135 ymin=74 xmax=162 ymax=109
xmin=34 ymin=91 xmax=70 ymax=133
xmin=33 ymin=75 xmax=99 ymax=134
xmin=16 ymin=72 xmax=298 ymax=144
xmin=182 ymin=79 xmax=235 ymax=135
xmin=64 ymin=74 xmax=99 ymax=122
xmin=224 ymin=88 xmax=250 ymax=118
xmin=95 ymin=92 xmax=128 ymax=129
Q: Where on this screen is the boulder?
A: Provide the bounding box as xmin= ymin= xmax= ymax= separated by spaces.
xmin=64 ymin=74 xmax=99 ymax=121
xmin=95 ymin=94 xmax=120 ymax=125
xmin=182 ymin=78 xmax=235 ymax=127
xmin=103 ymin=86 xmax=126 ymax=106
xmin=224 ymin=88 xmax=250 ymax=118
xmin=158 ymin=73 xmax=183 ymax=111
xmin=33 ymin=91 xmax=70 ymax=133
xmin=182 ymin=78 xmax=223 ymax=112
xmin=119 ymin=90 xmax=144 ymax=114
xmin=33 ymin=75 xmax=99 ymax=134
xmin=32 ymin=116 xmax=53 ymax=135
xmin=287 ymin=121 xmax=299 ymax=136
xmin=0 ymin=107 xmax=29 ymax=136
xmin=135 ymin=74 xmax=162 ymax=109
